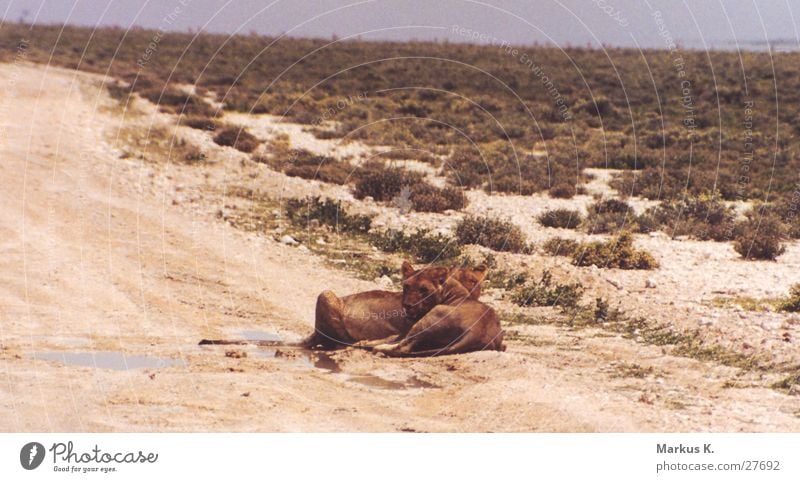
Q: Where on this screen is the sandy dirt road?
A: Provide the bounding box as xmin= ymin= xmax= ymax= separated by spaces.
xmin=0 ymin=62 xmax=798 ymax=432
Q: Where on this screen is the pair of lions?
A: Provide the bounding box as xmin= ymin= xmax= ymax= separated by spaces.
xmin=304 ymin=261 xmax=504 ymax=357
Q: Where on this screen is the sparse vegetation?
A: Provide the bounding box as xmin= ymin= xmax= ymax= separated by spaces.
xmin=573 ymin=232 xmax=659 ymax=270
xmin=370 ymin=229 xmax=461 ymax=263
xmin=708 ymin=296 xmax=782 ymax=312
xmin=282 ymin=149 xmax=354 ymax=185
xmin=213 ymin=126 xmax=260 ymax=153
xmin=284 ymin=197 xmax=372 ymax=233
xmin=542 ymin=237 xmax=581 ymax=257
xmin=609 ymin=362 xmax=656 ymax=379
xmin=537 ymin=208 xmax=583 ymax=229
xmin=8 ymin=23 xmax=800 ymax=212
xmin=548 ymin=183 xmax=576 ymax=199
xmin=584 ymin=198 xmax=638 ymax=234
xmin=455 ymin=215 xmax=527 ymax=253
xmin=732 ymin=211 xmax=788 ymax=260
xmin=511 ymin=270 xmax=584 ymax=310
xmin=352 ymin=162 xmax=466 ymax=212
xmin=181 ymin=116 xmax=218 ymax=131
xmin=778 ymin=284 xmax=800 ymax=313
xmin=644 ymin=193 xmax=736 ymax=241
xmin=353 ymin=163 xmax=424 ymax=201
xmin=408 ymin=183 xmax=467 ymax=213
xmin=770 ymin=372 xmax=800 ymax=392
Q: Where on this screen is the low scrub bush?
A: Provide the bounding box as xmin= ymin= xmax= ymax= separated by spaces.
xmin=455 ymin=216 xmax=528 ymax=253
xmin=377 ymin=148 xmax=437 ymax=164
xmin=140 ymin=87 xmax=217 ymax=117
xmin=181 ymin=116 xmax=218 ymax=131
xmin=538 ymin=208 xmax=583 ymax=229
xmin=542 ymin=237 xmax=581 ymax=257
xmin=487 ymin=270 xmax=528 ymax=290
xmin=409 ymin=184 xmax=467 ymax=212
xmin=573 ymin=232 xmax=659 ymax=270
xmin=213 ymin=126 xmax=260 ymax=153
xmin=511 ymin=270 xmax=585 ymax=310
xmin=353 ymin=163 xmax=466 ymax=212
xmin=282 ymin=149 xmax=353 ymax=185
xmin=584 ymin=198 xmax=638 ymax=234
xmin=548 ymin=183 xmax=576 ymax=199
xmin=285 ymin=197 xmax=372 ymax=233
xmin=644 ymin=193 xmax=736 ymax=241
xmin=778 ymin=284 xmax=800 ymax=313
xmin=353 ymin=163 xmax=424 ymax=201
xmin=732 ymin=212 xmax=787 ymax=260
xmin=370 ymin=229 xmax=461 ymax=263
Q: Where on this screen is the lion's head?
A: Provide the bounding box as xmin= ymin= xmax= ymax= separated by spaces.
xmin=400 ymin=261 xmax=487 ymax=321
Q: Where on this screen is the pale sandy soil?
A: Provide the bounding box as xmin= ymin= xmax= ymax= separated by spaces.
xmin=1 ymin=62 xmax=799 ymax=432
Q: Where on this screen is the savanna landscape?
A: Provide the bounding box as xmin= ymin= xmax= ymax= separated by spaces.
xmin=1 ymin=22 xmax=800 ymax=431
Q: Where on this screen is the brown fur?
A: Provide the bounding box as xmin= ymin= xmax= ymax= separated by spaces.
xmin=373 ymin=262 xmax=503 ymax=357
xmin=303 ymin=264 xmax=487 ymax=349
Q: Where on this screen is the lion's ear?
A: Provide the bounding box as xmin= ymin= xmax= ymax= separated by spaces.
xmin=401 ymin=260 xmax=415 ymax=280
xmin=473 ymin=265 xmax=488 ymax=283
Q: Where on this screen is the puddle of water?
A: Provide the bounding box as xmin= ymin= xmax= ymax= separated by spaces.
xmin=239 ymin=330 xmax=282 ymax=343
xmin=32 ymin=351 xmax=185 ymax=371
xmin=255 ymin=347 xmax=342 ymax=373
xmin=255 ymin=346 xmax=437 ymax=391
xmin=306 ymin=350 xmax=342 ymax=373
xmin=347 ymin=375 xmax=407 ymax=390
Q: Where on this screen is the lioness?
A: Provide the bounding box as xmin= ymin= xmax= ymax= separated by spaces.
xmin=303 ymin=263 xmax=487 ymax=349
xmin=372 ymin=261 xmax=503 ymax=357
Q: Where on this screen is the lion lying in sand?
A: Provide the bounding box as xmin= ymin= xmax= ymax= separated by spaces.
xmin=304 ymin=264 xmax=487 ymax=349
xmin=370 ymin=261 xmax=504 ymax=357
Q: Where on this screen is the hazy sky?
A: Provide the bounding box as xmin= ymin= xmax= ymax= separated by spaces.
xmin=2 ymin=0 xmax=799 ymax=51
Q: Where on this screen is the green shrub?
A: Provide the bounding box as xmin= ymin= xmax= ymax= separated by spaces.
xmin=778 ymin=284 xmax=800 ymax=312
xmin=634 ymin=213 xmax=659 ymax=234
xmin=13 ymin=23 xmax=800 ymax=215
xmin=140 ymin=87 xmax=217 ymax=117
xmin=488 ymin=270 xmax=528 ymax=290
xmin=213 ymin=126 xmax=260 ymax=153
xmin=542 ymin=237 xmax=581 ymax=257
xmin=538 ymin=208 xmax=583 ymax=229
xmin=592 ymin=297 xmax=623 ymax=323
xmin=548 ymin=183 xmax=576 ymax=199
xmin=573 ymin=232 xmax=659 ymax=270
xmin=584 ymin=198 xmax=638 ymax=234
xmin=511 ymin=270 xmax=584 ymax=310
xmin=455 ymin=216 xmax=527 ymax=253
xmin=732 ymin=212 xmax=787 ymax=260
xmin=285 ymin=197 xmax=372 ymax=233
xmin=594 ymin=297 xmax=609 ymax=322
xmin=590 ymin=198 xmax=632 ymax=214
xmin=353 ymin=162 xmax=424 ymax=201
xmin=282 ymin=149 xmax=353 ymax=185
xmin=370 ymin=229 xmax=461 ymax=263
xmin=377 ymin=148 xmax=437 ymax=164
xmin=106 ymin=80 xmax=131 ymax=101
xmin=447 ymin=147 xmax=489 ymax=189
xmin=181 ymin=116 xmax=218 ymax=131
xmin=410 ymin=184 xmax=467 ymax=212
xmin=352 ymin=162 xmax=465 ymax=212
xmin=645 ymin=193 xmax=736 ymax=241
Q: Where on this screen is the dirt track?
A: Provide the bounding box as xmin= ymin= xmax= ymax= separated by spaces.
xmin=1 ymin=62 xmax=799 ymax=432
